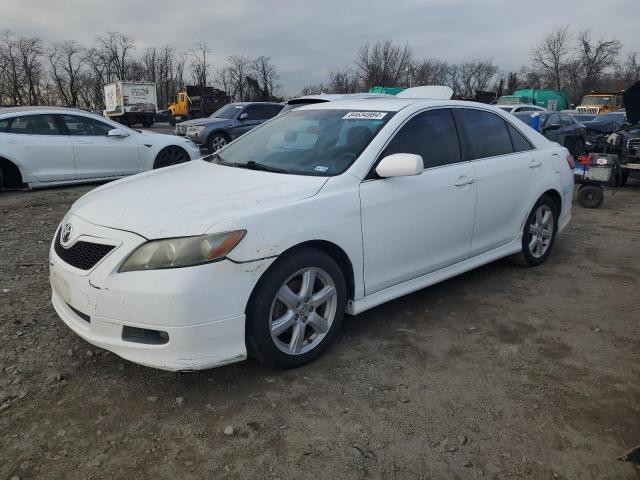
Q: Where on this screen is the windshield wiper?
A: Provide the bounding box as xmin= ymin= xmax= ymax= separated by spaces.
xmin=240 ymin=161 xmax=288 ymax=174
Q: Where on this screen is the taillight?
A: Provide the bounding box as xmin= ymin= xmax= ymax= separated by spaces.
xmin=566 ymin=154 xmax=575 ymax=169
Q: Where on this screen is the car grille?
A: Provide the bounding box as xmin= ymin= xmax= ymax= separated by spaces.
xmin=54 ymin=228 xmax=115 ymax=270
xmin=577 ymin=107 xmax=599 ymax=115
xmin=628 ymin=138 xmax=640 ymax=158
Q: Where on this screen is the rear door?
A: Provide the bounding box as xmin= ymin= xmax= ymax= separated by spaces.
xmin=359 ymin=108 xmax=476 ymax=293
xmin=455 ymin=108 xmax=542 ymax=256
xmin=2 ymin=114 xmax=74 ymax=182
xmin=58 ymin=114 xmax=140 ymax=179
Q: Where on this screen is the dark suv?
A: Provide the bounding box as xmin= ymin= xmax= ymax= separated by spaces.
xmin=180 ymin=102 xmax=283 ymax=151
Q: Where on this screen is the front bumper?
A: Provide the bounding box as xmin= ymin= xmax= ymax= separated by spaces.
xmin=49 ymin=215 xmax=274 ymax=370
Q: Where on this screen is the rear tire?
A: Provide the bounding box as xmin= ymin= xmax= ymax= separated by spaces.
xmin=510 ymin=195 xmax=558 ymax=267
xmin=246 ymin=248 xmax=347 ymax=369
xmin=0 ymin=168 xmax=5 ymax=192
xmin=578 ymin=184 xmax=604 ymax=208
xmin=153 ymin=146 xmax=190 ymax=169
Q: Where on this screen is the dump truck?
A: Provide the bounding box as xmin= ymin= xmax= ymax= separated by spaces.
xmin=104 ymin=81 xmax=157 ymax=127
xmin=496 ymin=89 xmax=570 ymax=111
xmin=577 ymin=92 xmax=624 ymax=115
xmin=167 ymin=86 xmax=230 ymax=125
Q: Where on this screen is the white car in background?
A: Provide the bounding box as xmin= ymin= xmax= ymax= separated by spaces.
xmin=497 ymin=104 xmax=547 ymax=114
xmin=50 ymin=98 xmax=573 ymax=371
xmin=0 ymin=107 xmax=201 ymax=190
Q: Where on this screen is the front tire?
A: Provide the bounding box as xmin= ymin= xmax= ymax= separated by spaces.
xmin=510 ymin=195 xmax=558 ymax=267
xmin=208 ymin=132 xmax=229 ymax=152
xmin=246 ymin=248 xmax=347 ymax=369
xmin=153 ymin=146 xmax=190 ymax=169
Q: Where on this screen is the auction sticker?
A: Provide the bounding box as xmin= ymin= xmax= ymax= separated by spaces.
xmin=343 ymin=111 xmax=388 ymax=120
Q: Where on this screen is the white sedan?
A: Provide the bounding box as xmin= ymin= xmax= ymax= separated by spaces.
xmin=49 ymin=98 xmax=574 ymax=371
xmin=0 ymin=107 xmax=201 ymax=189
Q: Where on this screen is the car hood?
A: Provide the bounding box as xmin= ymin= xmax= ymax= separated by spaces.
xmin=623 ymin=80 xmax=640 ymax=125
xmin=70 ymin=160 xmax=328 ymax=239
xmin=584 ymin=120 xmax=623 ymax=133
xmin=178 ymin=117 xmax=230 ymax=128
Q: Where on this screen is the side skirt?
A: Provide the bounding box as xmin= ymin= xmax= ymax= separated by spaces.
xmin=347 ymin=236 xmax=522 ymax=315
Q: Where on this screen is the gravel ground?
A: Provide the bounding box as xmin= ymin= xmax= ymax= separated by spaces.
xmin=1 ymin=180 xmax=639 ymax=479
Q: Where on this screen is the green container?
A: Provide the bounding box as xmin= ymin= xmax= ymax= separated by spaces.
xmin=509 ymin=89 xmax=570 ymax=111
xmin=368 ymin=86 xmax=406 ymax=95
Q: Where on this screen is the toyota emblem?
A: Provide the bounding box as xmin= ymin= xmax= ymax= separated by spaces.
xmin=61 ymin=223 xmax=73 ymax=244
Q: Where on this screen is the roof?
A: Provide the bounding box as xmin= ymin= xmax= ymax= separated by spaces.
xmin=287 ymin=93 xmax=392 ymax=103
xmin=298 ymin=98 xmax=507 ymax=113
xmin=0 ymin=106 xmax=98 ymax=116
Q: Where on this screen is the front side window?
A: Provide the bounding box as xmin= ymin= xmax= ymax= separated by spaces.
xmin=7 ymin=114 xmax=61 ymax=135
xmin=60 ymin=115 xmax=113 ymax=136
xmin=211 ymin=109 xmax=395 ymax=176
xmin=242 ymin=104 xmax=283 ymax=121
xmin=381 ymin=109 xmax=461 ymax=168
xmin=456 ymin=109 xmax=513 ymax=159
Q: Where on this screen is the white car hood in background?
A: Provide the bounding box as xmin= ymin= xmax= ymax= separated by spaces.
xmin=70 ymin=160 xmax=328 ymax=239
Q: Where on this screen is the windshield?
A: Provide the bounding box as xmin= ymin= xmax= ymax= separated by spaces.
xmin=279 ymin=99 xmax=328 ymax=114
xmin=209 ymin=104 xmax=244 ymax=119
xmin=210 ymin=109 xmax=395 ymax=176
xmin=579 ymin=96 xmax=612 ymax=106
xmin=498 ymin=106 xmax=515 ymax=112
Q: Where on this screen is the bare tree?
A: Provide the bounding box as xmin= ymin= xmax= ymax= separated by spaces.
xmin=327 ymin=67 xmax=360 ymax=93
xmin=226 ymin=54 xmax=251 ymax=101
xmin=251 ymin=56 xmax=279 ymax=100
xmin=190 ymin=40 xmax=210 ymax=88
xmin=356 ymin=41 xmax=413 ymax=88
xmin=0 ymin=31 xmax=24 ymax=105
xmin=48 ymin=40 xmax=85 ymax=106
xmin=213 ymin=66 xmax=233 ymax=97
xmin=411 ymin=58 xmax=450 ymax=86
xmin=299 ymin=83 xmax=326 ymax=96
xmin=95 ymin=32 xmax=134 ymax=80
xmin=17 ymin=36 xmax=45 ymax=105
xmin=575 ymin=29 xmax=621 ymax=95
xmin=449 ymin=60 xmax=498 ymax=98
xmin=532 ymin=26 xmax=571 ymax=91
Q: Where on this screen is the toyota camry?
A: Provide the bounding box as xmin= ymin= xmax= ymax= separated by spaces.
xmin=49 ymin=98 xmax=574 ymax=371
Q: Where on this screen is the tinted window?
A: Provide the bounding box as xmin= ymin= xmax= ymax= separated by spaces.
xmin=560 ymin=115 xmax=573 ymax=127
xmin=507 ymin=123 xmax=534 ymax=152
xmin=382 ymin=109 xmax=461 ymax=168
xmin=243 ymin=104 xmax=283 ymax=121
xmin=211 ymin=104 xmax=244 ymax=119
xmin=61 ymin=115 xmax=113 ymax=136
xmin=456 ymin=109 xmax=513 ymax=159
xmin=7 ymin=114 xmax=61 ymax=135
xmin=0 ymin=118 xmax=9 ymax=132
xmin=545 ymin=114 xmax=560 ymax=127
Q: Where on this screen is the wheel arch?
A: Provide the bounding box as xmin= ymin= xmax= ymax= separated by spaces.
xmin=153 ymin=144 xmax=189 ymax=169
xmin=207 ymin=129 xmax=231 ymax=144
xmin=0 ymin=156 xmax=25 ymax=189
xmin=542 ymin=188 xmax=562 ymax=216
xmin=245 ymin=239 xmax=356 ymax=314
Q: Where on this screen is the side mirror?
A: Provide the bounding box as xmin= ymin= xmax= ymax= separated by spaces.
xmin=107 ymin=128 xmax=128 ymax=137
xmin=375 ymin=153 xmax=424 ymax=178
xmin=239 ymin=112 xmax=249 ymax=120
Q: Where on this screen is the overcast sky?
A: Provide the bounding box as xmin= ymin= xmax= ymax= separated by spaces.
xmin=3 ymin=0 xmax=640 ymax=94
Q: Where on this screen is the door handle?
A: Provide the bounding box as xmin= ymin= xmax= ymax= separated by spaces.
xmin=455 ymin=176 xmax=475 ymax=186
xmin=529 ymin=159 xmax=542 ymax=168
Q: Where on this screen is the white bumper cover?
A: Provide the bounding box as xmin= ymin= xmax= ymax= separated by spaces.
xmin=49 ymin=214 xmax=273 ymax=371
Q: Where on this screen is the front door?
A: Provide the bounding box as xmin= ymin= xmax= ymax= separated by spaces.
xmin=58 ymin=114 xmax=140 ymax=179
xmin=359 ymin=108 xmax=476 ymax=294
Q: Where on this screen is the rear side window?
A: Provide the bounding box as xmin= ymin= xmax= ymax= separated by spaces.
xmin=7 ymin=114 xmax=61 ymax=135
xmin=507 ymin=123 xmax=534 ymax=152
xmin=382 ymin=109 xmax=461 ymax=168
xmin=456 ymin=109 xmax=513 ymax=159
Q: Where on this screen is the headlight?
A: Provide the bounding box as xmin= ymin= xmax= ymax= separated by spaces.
xmin=119 ymin=231 xmax=246 ymax=272
xmin=188 ymin=126 xmax=206 ymax=134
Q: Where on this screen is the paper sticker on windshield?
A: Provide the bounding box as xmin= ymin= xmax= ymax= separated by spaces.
xmin=343 ymin=111 xmax=387 ymax=120
xmin=314 ymin=165 xmax=329 ymax=172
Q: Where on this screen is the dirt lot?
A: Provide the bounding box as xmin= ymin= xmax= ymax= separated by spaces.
xmin=1 ymin=181 xmax=639 ymax=480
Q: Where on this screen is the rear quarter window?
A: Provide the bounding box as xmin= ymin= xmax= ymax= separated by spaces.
xmin=507 ymin=123 xmax=534 ymax=152
xmin=0 ymin=118 xmax=9 ymax=132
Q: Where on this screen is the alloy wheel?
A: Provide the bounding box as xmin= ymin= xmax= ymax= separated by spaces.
xmin=210 ymin=135 xmax=227 ymax=152
xmin=269 ymin=267 xmax=337 ymax=355
xmin=156 ymin=147 xmax=188 ymax=168
xmin=528 ymin=205 xmax=554 ymax=258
